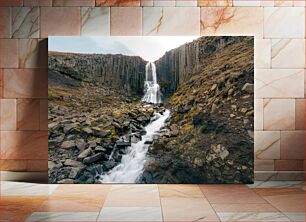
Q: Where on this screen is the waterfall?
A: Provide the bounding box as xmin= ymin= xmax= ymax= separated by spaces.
xmin=142 ymin=62 xmax=162 ymax=104
xmin=100 ymin=109 xmax=170 ymax=183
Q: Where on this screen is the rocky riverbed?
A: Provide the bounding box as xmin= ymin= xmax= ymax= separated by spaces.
xmin=48 ymin=80 xmax=166 ymax=184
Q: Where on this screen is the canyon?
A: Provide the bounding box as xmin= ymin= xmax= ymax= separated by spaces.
xmin=48 ymin=36 xmax=254 ymax=184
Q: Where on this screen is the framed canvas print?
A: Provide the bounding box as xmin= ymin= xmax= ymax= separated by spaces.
xmin=48 ymin=36 xmax=254 ymax=184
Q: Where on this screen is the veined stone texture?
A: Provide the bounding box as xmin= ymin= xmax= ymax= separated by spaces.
xmin=0 ymin=1 xmax=304 ymax=181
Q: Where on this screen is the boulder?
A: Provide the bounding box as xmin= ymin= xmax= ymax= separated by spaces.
xmin=76 ymin=139 xmax=86 ymax=151
xmin=95 ymin=146 xmax=106 ymax=152
xmin=242 ymin=83 xmax=254 ymax=94
xmin=64 ymin=159 xmax=85 ymax=167
xmin=61 ymin=140 xmax=76 ymax=149
xmin=83 ymin=153 xmax=103 ymax=164
xmin=77 ymin=148 xmax=92 ymax=160
xmin=69 ymin=167 xmax=82 ymax=179
xmin=82 ymin=127 xmax=93 ymax=135
xmin=98 ymin=130 xmax=112 ymax=138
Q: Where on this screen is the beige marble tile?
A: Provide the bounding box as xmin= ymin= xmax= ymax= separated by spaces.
xmin=255 ymin=171 xmax=304 ymax=181
xmin=274 ymin=0 xmax=293 ymax=6
xmin=233 ymin=0 xmax=261 ymax=6
xmin=255 ymin=160 xmax=275 ymax=171
xmin=12 ymin=7 xmax=39 ymax=38
xmin=280 ymin=131 xmax=304 ymax=160
xmin=161 ymin=197 xmax=219 ymax=221
xmin=284 ymin=212 xmax=305 ymax=221
xmin=176 ymin=0 xmax=197 ymax=6
xmin=153 ymin=0 xmax=175 ymax=6
xmin=96 ymin=0 xmax=140 ymax=6
xmin=17 ymin=99 xmax=40 ymax=130
xmin=275 ymin=160 xmax=304 ymax=171
xmin=0 ymin=7 xmax=11 ymax=38
xmin=255 ymin=99 xmax=263 ymax=130
xmin=1 ymin=131 xmax=48 ymax=159
xmin=256 ymin=188 xmax=305 ymax=212
xmin=295 ymin=99 xmax=305 ymax=130
xmin=0 ymin=159 xmax=27 ymax=171
xmin=141 ymin=0 xmax=153 ymax=6
xmin=272 ymin=39 xmax=305 ymax=68
xmin=26 ymin=212 xmax=99 ymax=222
xmin=0 ymin=99 xmax=17 ymax=131
xmin=200 ymin=7 xmax=263 ymax=38
xmin=27 ymin=159 xmax=48 ymax=172
xmin=23 ymin=0 xmax=52 ymax=6
xmin=199 ymin=185 xmax=266 ymax=204
xmin=264 ymin=7 xmax=305 ymax=38
xmin=40 ymin=7 xmax=80 ymax=38
xmin=103 ymin=185 xmax=160 ymax=207
xmin=81 ymin=7 xmax=110 ymax=36
xmin=3 ymin=69 xmax=48 ymax=99
xmin=98 ymin=207 xmax=162 ymax=221
xmin=19 ymin=39 xmax=48 ymax=68
xmin=256 ymin=69 xmax=304 ymax=98
xmin=53 ymin=0 xmax=95 ymax=6
xmin=212 ymin=203 xmax=278 ymax=212
xmin=110 ymin=7 xmax=142 ymax=36
xmin=255 ymin=131 xmax=280 ymax=160
xmin=198 ymin=0 xmax=233 ymax=6
xmin=143 ymin=7 xmax=200 ymax=35
xmin=159 ymin=184 xmax=204 ymax=198
xmin=0 ymin=39 xmax=19 ymax=68
xmin=255 ymin=39 xmax=271 ymax=69
xmin=293 ymin=0 xmax=306 ymax=6
xmin=260 ymin=0 xmax=274 ymax=6
xmin=304 ymin=70 xmax=306 ymax=98
xmin=263 ymin=99 xmax=295 ymax=130
xmin=0 ymin=0 xmax=23 ymax=6
xmin=217 ymin=212 xmax=291 ymax=221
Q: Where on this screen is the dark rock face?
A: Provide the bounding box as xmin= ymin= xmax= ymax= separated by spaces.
xmin=48 ymin=52 xmax=147 ymax=95
xmin=141 ymin=36 xmax=254 ymax=184
xmin=155 ymin=36 xmax=246 ymax=98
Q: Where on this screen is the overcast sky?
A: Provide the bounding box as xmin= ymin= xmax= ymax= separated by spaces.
xmin=48 ymin=36 xmax=199 ymax=62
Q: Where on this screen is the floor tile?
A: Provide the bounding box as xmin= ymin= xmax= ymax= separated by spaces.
xmin=1 ymin=181 xmax=58 ymax=196
xmin=103 ymin=185 xmax=160 ymax=207
xmin=25 ymin=212 xmax=99 ymax=221
xmin=161 ymin=197 xmax=219 ymax=221
xmin=199 ymin=185 xmax=266 ymax=204
xmin=255 ymin=188 xmax=305 ymax=212
xmin=247 ymin=181 xmax=304 ymax=189
xmin=217 ymin=212 xmax=291 ymax=221
xmin=158 ymin=184 xmax=204 ymax=198
xmin=0 ymin=196 xmax=47 ymax=221
xmin=97 ymin=207 xmax=163 ymax=221
xmin=283 ymin=212 xmax=305 ymax=221
xmin=52 ymin=184 xmax=111 ymax=199
xmin=37 ymin=196 xmax=104 ymax=212
xmin=212 ymin=203 xmax=278 ymax=212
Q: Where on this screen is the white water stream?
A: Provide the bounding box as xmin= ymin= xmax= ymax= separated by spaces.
xmin=100 ymin=61 xmax=168 ymax=183
xmin=101 ymin=109 xmax=170 ymax=183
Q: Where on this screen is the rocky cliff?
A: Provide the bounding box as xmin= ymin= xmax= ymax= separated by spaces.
xmin=141 ymin=36 xmax=254 ymax=183
xmin=155 ymin=36 xmax=245 ymax=98
xmin=48 ymin=52 xmax=147 ymax=95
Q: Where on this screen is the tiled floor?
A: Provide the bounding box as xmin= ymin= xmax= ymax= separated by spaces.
xmin=0 ymin=181 xmax=305 ymax=222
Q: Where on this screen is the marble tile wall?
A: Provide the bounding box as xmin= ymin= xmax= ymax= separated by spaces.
xmin=0 ymin=0 xmax=304 ymax=181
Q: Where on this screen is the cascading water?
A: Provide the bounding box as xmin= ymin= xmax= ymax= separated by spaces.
xmin=100 ymin=61 xmax=170 ymax=183
xmin=142 ymin=62 xmax=162 ymax=104
xmin=100 ymin=109 xmax=170 ymax=183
